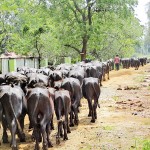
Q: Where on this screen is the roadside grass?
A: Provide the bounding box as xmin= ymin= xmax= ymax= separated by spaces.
xmin=102 ymin=125 xmax=115 ymax=131
xmin=79 ymin=144 xmax=92 ymax=150
xmin=143 ymin=119 xmax=150 ymax=125
xmin=134 ymin=75 xmax=145 ymax=83
xmin=142 ymin=140 xmax=150 ymax=150
xmin=112 ymin=96 xmax=120 ymax=101
xmin=132 ymin=138 xmax=150 ymax=150
xmin=147 ymin=86 xmax=150 ymax=90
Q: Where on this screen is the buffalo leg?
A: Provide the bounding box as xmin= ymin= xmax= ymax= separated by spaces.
xmin=2 ymin=116 xmax=8 ymax=143
xmin=56 ymin=121 xmax=62 ymax=145
xmin=93 ymin=99 xmax=98 ymax=120
xmin=73 ymin=105 xmax=79 ymax=125
xmin=46 ymin=123 xmax=53 ymax=148
xmin=50 ymin=115 xmax=54 ymax=130
xmin=88 ymin=100 xmax=95 ymax=123
xmin=107 ymin=72 xmax=109 ymax=80
xmin=10 ymin=120 xmax=18 ymax=150
xmin=18 ymin=115 xmax=26 ymax=142
xmin=41 ymin=125 xmax=48 ymax=150
xmin=34 ymin=127 xmax=40 ymax=150
xmin=66 ymin=114 xmax=71 ymax=133
xmin=87 ymin=100 xmax=92 ymax=117
xmin=103 ymin=73 xmax=106 ymax=81
xmin=63 ymin=120 xmax=68 ymax=141
xmin=69 ymin=110 xmax=74 ymax=127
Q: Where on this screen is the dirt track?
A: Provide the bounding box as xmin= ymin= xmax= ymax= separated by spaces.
xmin=1 ymin=64 xmax=150 ymax=150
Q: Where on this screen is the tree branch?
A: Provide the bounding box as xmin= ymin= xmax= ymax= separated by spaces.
xmin=64 ymin=44 xmax=81 ymax=53
xmin=72 ymin=0 xmax=83 ymax=14
xmin=68 ymin=3 xmax=81 ymax=23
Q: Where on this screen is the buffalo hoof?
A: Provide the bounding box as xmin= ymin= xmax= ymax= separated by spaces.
xmin=78 ymin=108 xmax=80 ymax=113
xmin=60 ymin=133 xmax=64 ymax=138
xmin=74 ymin=119 xmax=79 ymax=125
xmin=20 ymin=138 xmax=26 ymax=142
xmin=31 ymin=135 xmax=35 ymax=142
xmin=3 ymin=137 xmax=9 ymax=143
xmin=19 ymin=133 xmax=26 ymax=142
xmin=38 ymin=137 xmax=42 ymax=143
xmin=51 ymin=126 xmax=54 ymax=130
xmin=88 ymin=114 xmax=91 ymax=117
xmin=43 ymin=144 xmax=48 ymax=150
xmin=70 ymin=123 xmax=74 ymax=127
xmin=34 ymin=145 xmax=40 ymax=150
xmin=48 ymin=142 xmax=53 ymax=148
xmin=29 ymin=123 xmax=33 ymax=130
xmin=56 ymin=138 xmax=60 ymax=145
xmin=67 ymin=128 xmax=71 ymax=133
xmin=91 ymin=119 xmax=95 ymax=123
xmin=11 ymin=146 xmax=18 ymax=150
xmin=38 ymin=132 xmax=42 ymax=142
xmin=63 ymin=136 xmax=68 ymax=141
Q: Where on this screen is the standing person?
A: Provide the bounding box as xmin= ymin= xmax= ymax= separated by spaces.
xmin=114 ymin=55 xmax=120 ymax=71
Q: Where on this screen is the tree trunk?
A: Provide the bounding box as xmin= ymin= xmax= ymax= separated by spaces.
xmin=38 ymin=56 xmax=41 ymax=69
xmin=81 ymin=36 xmax=88 ymax=61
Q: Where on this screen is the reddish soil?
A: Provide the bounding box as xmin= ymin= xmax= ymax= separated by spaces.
xmin=0 ymin=64 xmax=150 ymax=150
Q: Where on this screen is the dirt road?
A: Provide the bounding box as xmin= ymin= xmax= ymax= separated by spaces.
xmin=1 ymin=64 xmax=150 ymax=150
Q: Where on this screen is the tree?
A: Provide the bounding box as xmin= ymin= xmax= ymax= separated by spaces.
xmin=0 ymin=0 xmax=144 ymax=63
xmin=47 ymin=0 xmax=142 ymax=60
xmin=144 ymin=2 xmax=150 ymax=54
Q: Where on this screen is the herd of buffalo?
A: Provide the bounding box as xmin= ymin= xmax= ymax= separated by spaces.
xmin=0 ymin=56 xmax=148 ymax=150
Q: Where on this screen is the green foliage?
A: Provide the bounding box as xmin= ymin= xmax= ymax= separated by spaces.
xmin=102 ymin=125 xmax=115 ymax=131
xmin=0 ymin=0 xmax=143 ymax=62
xmin=144 ymin=2 xmax=150 ymax=54
xmin=142 ymin=140 xmax=150 ymax=150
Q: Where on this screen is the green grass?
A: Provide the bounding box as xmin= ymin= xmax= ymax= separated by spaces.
xmin=132 ymin=138 xmax=150 ymax=150
xmin=79 ymin=144 xmax=92 ymax=150
xmin=147 ymin=86 xmax=150 ymax=90
xmin=142 ymin=140 xmax=150 ymax=150
xmin=102 ymin=125 xmax=115 ymax=131
xmin=134 ymin=75 xmax=145 ymax=83
xmin=112 ymin=96 xmax=120 ymax=101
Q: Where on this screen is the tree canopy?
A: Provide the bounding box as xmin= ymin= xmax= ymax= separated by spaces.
xmin=144 ymin=2 xmax=150 ymax=54
xmin=0 ymin=0 xmax=144 ymax=62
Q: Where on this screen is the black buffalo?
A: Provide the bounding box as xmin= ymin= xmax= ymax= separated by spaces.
xmin=27 ymin=73 xmax=50 ymax=88
xmin=49 ymin=70 xmax=62 ymax=87
xmin=61 ymin=78 xmax=82 ymax=126
xmin=0 ymin=85 xmax=27 ymax=150
xmin=121 ymin=58 xmax=131 ymax=69
xmin=69 ymin=67 xmax=85 ymax=86
xmin=82 ymin=77 xmax=100 ymax=123
xmin=26 ymin=87 xmax=54 ymax=150
xmin=54 ymin=89 xmax=71 ymax=144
